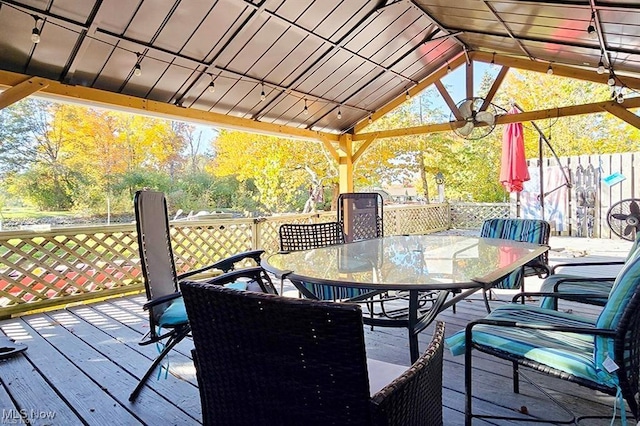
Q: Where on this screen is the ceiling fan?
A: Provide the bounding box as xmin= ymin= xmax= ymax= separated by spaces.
xmin=449 ymin=97 xmax=498 ymax=140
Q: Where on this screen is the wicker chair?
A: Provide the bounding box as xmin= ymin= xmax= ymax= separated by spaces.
xmin=181 ymin=269 xmax=445 ymax=426
xmin=338 ymin=192 xmax=383 ymax=243
xmin=129 ymin=190 xmax=275 ymax=402
xmin=446 ymin=244 xmax=640 ymax=425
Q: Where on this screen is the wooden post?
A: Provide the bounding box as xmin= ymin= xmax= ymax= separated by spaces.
xmin=338 ymin=134 xmax=354 ymax=193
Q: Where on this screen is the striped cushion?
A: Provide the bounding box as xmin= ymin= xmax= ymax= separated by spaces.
xmin=480 ymin=218 xmax=550 ymax=289
xmin=301 ymin=282 xmax=374 ymax=301
xmin=445 ymin=304 xmax=605 ymax=385
xmin=539 ymin=275 xmax=612 ymax=309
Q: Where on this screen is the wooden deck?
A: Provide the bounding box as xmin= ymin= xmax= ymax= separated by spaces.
xmin=0 ymin=238 xmax=633 ymax=425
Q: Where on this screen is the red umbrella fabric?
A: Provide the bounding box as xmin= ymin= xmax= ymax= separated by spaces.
xmin=499 ymin=107 xmax=530 ymax=192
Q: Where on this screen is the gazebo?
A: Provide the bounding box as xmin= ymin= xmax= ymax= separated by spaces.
xmin=0 ymin=0 xmax=638 ymax=192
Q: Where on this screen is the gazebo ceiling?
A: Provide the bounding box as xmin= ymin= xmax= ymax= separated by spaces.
xmin=0 ymin=0 xmax=638 ymax=138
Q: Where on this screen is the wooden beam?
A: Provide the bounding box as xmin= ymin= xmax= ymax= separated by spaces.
xmin=338 ymin=134 xmax=354 ymax=193
xmin=480 ymin=66 xmax=509 ymax=111
xmin=353 ymin=96 xmax=640 ymax=140
xmin=352 ymin=52 xmax=467 ymax=134
xmin=0 ymin=77 xmax=49 ymax=110
xmin=320 ymin=136 xmax=340 ymax=162
xmin=434 ymin=80 xmax=462 ymax=120
xmin=0 ymin=70 xmax=339 ymax=143
xmin=470 ymin=51 xmax=640 ymax=91
xmin=601 ymin=103 xmax=640 ymax=129
xmin=465 ymin=60 xmax=474 ymax=100
xmin=352 ymin=135 xmax=377 ymax=163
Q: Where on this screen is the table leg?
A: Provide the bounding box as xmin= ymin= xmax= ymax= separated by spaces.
xmin=408 ymin=290 xmax=419 ymax=363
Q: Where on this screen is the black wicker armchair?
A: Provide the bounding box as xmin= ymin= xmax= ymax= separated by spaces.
xmin=181 ymin=269 xmax=445 ymax=426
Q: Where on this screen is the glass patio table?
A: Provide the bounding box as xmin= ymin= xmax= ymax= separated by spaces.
xmin=262 ymin=234 xmax=549 ymax=362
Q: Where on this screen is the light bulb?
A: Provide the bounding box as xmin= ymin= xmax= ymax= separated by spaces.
xmin=608 ymin=74 xmax=615 ymax=86
xmin=303 ymin=99 xmax=309 ymax=115
xmin=31 ymin=27 xmax=40 ymax=44
xmin=616 ymin=91 xmax=624 ymax=104
xmin=546 ymin=64 xmax=553 ymax=75
xmin=446 ymin=65 xmax=452 ymax=74
xmin=368 ymin=115 xmax=372 ymax=124
xmin=587 ymin=24 xmax=597 ymax=40
xmin=405 ymin=90 xmax=410 ymax=100
xmin=133 ymin=64 xmax=142 ymax=77
xmin=337 ymin=109 xmax=342 ymax=119
xmin=260 ymin=83 xmax=266 ymax=101
xmin=597 ymin=61 xmax=605 ymax=75
xmin=208 ymin=81 xmax=215 ymax=93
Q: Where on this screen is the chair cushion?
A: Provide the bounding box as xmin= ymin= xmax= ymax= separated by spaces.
xmin=539 ymin=275 xmax=613 ymax=309
xmin=301 ymin=282 xmax=374 ymax=300
xmin=367 ymin=358 xmax=408 ymax=396
xmin=445 ymin=304 xmax=607 ymax=386
xmin=158 ymin=281 xmax=248 ymax=327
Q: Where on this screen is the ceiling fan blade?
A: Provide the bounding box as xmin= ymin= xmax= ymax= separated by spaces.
xmin=458 ymin=121 xmax=475 ymax=137
xmin=629 ymin=200 xmax=640 ymax=215
xmin=475 ymin=110 xmax=495 ymax=125
xmin=459 ymin=100 xmax=473 ymax=119
xmin=624 ymin=224 xmax=635 ymax=236
xmin=612 ymin=213 xmax=629 ymax=221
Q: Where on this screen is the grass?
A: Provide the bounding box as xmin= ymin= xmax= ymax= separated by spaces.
xmin=0 ymin=207 xmax=77 ymax=220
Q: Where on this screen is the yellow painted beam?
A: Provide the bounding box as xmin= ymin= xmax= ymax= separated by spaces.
xmin=354 ymin=97 xmax=640 ymax=140
xmin=0 ymin=70 xmax=339 ymax=143
xmin=353 ymin=135 xmax=377 ymax=164
xmin=0 ymin=76 xmax=49 ymax=110
xmin=320 ymin=136 xmax=340 ymax=162
xmin=470 ymin=51 xmax=640 ymax=91
xmin=601 ymin=103 xmax=640 ymax=129
xmin=352 ymin=52 xmax=467 ymax=134
xmin=338 ymin=134 xmax=354 ymax=193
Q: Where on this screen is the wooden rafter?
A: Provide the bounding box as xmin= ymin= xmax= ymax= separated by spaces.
xmin=0 ymin=70 xmax=339 ymax=143
xmin=481 ymin=66 xmax=509 ymax=111
xmin=465 ymin=60 xmax=474 ymax=100
xmin=434 ymin=80 xmax=462 ymax=120
xmin=470 ymin=51 xmax=640 ymax=91
xmin=601 ymin=103 xmax=640 ymax=129
xmin=0 ymin=76 xmax=49 ymax=110
xmin=353 ymin=135 xmax=377 ymax=164
xmin=353 ymin=96 xmax=640 ymax=141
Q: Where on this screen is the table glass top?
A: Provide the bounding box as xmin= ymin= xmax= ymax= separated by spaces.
xmin=264 ymin=234 xmax=547 ymax=290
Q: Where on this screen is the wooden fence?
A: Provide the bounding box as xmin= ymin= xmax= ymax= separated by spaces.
xmin=0 ymin=204 xmax=449 ymax=317
xmin=522 ymin=151 xmax=639 ymax=238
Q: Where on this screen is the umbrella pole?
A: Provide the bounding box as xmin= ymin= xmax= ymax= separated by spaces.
xmin=539 ymin=134 xmax=545 ymax=220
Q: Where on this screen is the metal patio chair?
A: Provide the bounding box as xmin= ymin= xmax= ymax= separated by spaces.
xmin=128 ymin=190 xmax=274 ymax=402
xmin=338 ymin=192 xmax=384 ymax=243
xmin=446 ymin=244 xmax=640 ymax=425
xmin=181 ymin=270 xmax=445 ymax=426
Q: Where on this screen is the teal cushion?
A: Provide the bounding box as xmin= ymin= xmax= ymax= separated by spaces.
xmin=158 ymin=298 xmax=188 ymax=327
xmin=445 ymin=304 xmax=604 ymax=386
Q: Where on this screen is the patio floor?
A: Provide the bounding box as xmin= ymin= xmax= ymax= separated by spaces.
xmin=0 ymin=235 xmax=634 ymax=425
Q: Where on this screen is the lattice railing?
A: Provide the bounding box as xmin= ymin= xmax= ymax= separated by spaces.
xmin=449 ymin=203 xmax=511 ymax=229
xmin=0 ymin=205 xmax=450 ymax=317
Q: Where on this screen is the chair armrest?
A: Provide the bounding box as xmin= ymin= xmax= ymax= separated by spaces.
xmin=371 ymin=322 xmax=445 ymax=425
xmin=511 ymin=291 xmax=609 ymax=304
xmin=551 ymin=260 xmax=625 ymax=274
xmin=143 ymin=292 xmax=181 ymax=310
xmin=178 ymin=250 xmax=265 ymax=279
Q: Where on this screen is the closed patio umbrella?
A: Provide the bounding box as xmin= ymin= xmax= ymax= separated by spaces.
xmin=499 ymin=107 xmax=530 ymax=192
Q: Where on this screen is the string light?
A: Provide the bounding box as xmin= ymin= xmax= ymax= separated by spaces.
xmin=207 ymin=74 xmax=215 ymax=93
xmin=133 ymin=52 xmax=142 ymax=76
xmin=616 ymin=89 xmax=624 ymax=104
xmin=490 ymin=52 xmax=496 ymax=68
xmin=368 ymin=114 xmax=372 ymax=124
xmin=446 ymin=63 xmax=452 ymax=74
xmin=586 ymin=12 xmax=597 ymax=40
xmin=260 ymin=82 xmax=266 ymax=101
xmin=303 ymin=98 xmax=308 ymax=115
xmin=597 ymin=59 xmax=605 ymax=75
xmin=405 ymin=89 xmax=410 ymax=100
xmin=546 ymin=63 xmax=553 ymax=75
xmin=337 ymin=107 xmax=342 ymax=120
xmin=608 ymin=71 xmax=616 ymax=86
xmin=30 ymin=15 xmax=41 ymax=44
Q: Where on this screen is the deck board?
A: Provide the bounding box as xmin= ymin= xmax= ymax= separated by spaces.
xmin=0 ymin=271 xmax=632 ymax=425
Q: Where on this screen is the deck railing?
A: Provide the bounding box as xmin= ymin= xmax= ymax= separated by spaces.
xmin=0 ymin=204 xmax=449 ymax=317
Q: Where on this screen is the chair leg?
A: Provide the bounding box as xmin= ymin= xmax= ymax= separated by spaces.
xmin=464 ymin=334 xmax=473 ymax=426
xmin=482 ymin=289 xmax=492 ymax=313
xmin=129 ymin=326 xmax=190 ymax=402
xmin=512 ymin=361 xmax=519 ymax=394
